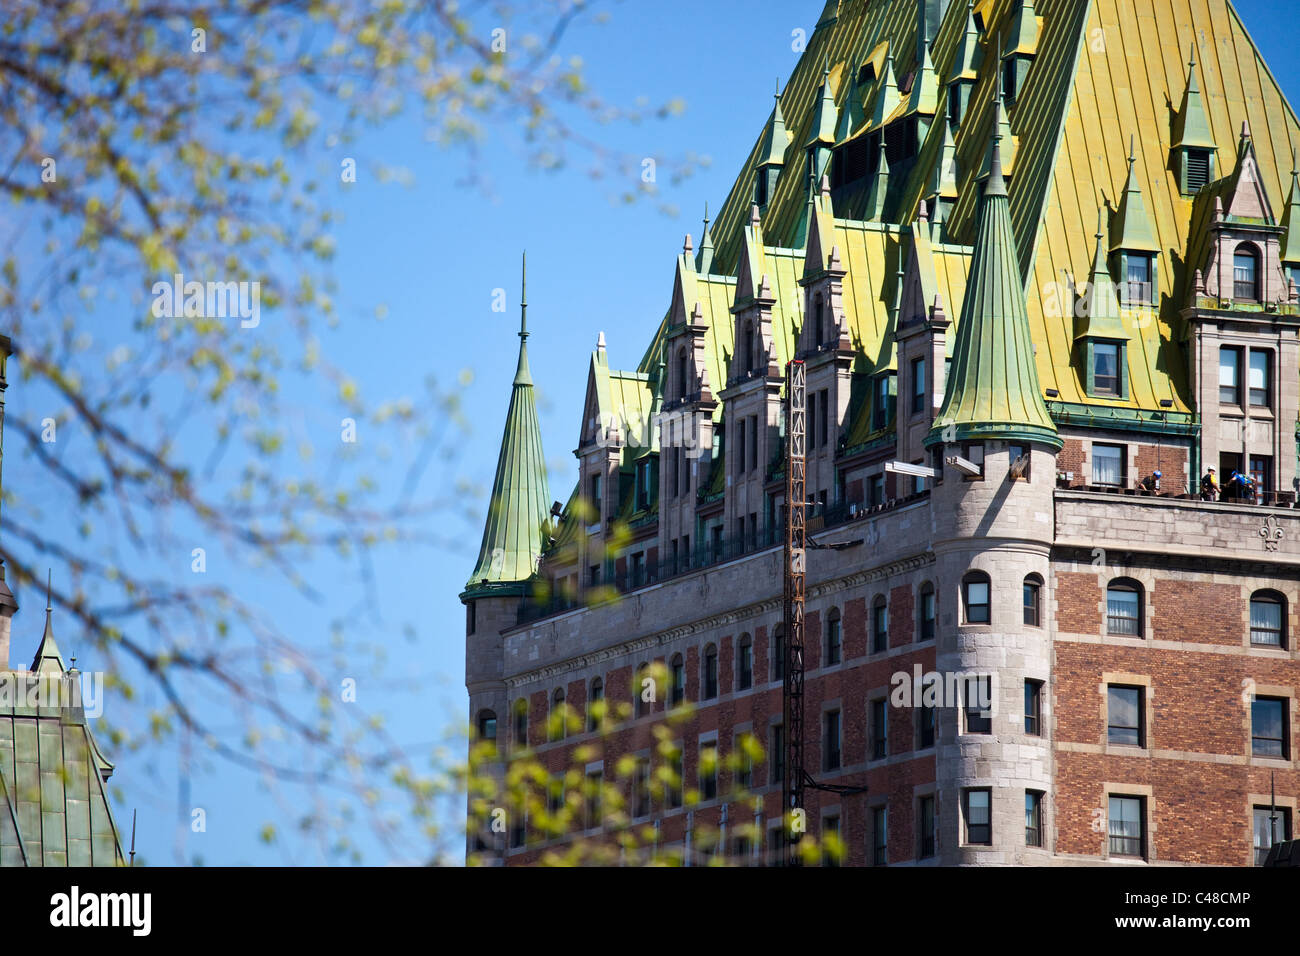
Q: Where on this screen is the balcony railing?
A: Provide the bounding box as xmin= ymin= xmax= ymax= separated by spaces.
xmin=515 ymin=490 xmax=930 ymax=625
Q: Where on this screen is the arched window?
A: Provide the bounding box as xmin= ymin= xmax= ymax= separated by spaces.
xmin=635 ymin=662 xmax=650 ymax=718
xmin=676 ymin=347 xmax=689 ymax=401
xmin=825 ymin=608 xmax=842 ymax=665
xmin=551 ymin=688 xmax=567 ymax=741
xmin=737 ymin=634 xmax=753 ymax=690
xmin=670 ymin=654 xmax=685 ymax=707
xmin=1024 ymin=574 xmax=1043 ymax=627
xmin=1106 ymin=579 xmax=1143 ymax=637
xmin=919 ymin=582 xmax=936 ymax=642
xmin=1250 ymin=590 xmax=1286 ymax=648
xmin=962 ymin=572 xmax=991 ymax=625
xmin=513 ymin=698 xmax=529 ymax=751
xmin=1234 ymin=243 xmax=1261 ymax=301
xmin=871 ymin=597 xmax=888 ymax=652
xmin=703 ymin=644 xmax=718 ymax=699
xmin=588 ymin=677 xmax=604 ymax=732
xmin=476 ymin=709 xmax=497 ymax=742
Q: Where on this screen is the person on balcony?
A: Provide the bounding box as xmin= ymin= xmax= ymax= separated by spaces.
xmin=1200 ymin=467 xmax=1219 ymax=501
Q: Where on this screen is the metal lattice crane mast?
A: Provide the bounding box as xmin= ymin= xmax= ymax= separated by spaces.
xmin=783 ymin=359 xmax=867 ymax=866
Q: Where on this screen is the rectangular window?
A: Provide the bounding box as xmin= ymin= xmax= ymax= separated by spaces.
xmin=919 ymin=703 xmax=936 ymax=749
xmin=1125 ymin=255 xmax=1153 ymax=305
xmin=1254 ymin=806 xmax=1292 ymax=865
xmin=466 ymin=600 xmax=476 ymax=636
xmin=823 ymin=814 xmax=842 ymax=868
xmin=870 ymin=698 xmax=888 ymax=760
xmin=919 ymin=796 xmax=936 ymax=858
xmin=964 ymin=577 xmax=990 ymax=624
xmin=824 ymin=710 xmax=842 ymax=771
xmin=1252 ymin=697 xmax=1288 ymax=758
xmin=1250 ymin=596 xmax=1284 ymax=647
xmin=1108 ymin=795 xmax=1145 ymax=857
xmin=1009 ymin=443 xmax=1030 ymax=481
xmin=668 ymin=746 xmax=684 ymax=809
xmin=631 ymin=551 xmax=645 ymax=588
xmin=768 ymin=825 xmax=788 ymax=868
xmin=819 ymin=390 xmax=829 ymax=448
xmin=1025 ymin=679 xmax=1043 ymax=736
xmin=871 ymin=602 xmax=888 ymax=653
xmin=873 ymin=374 xmax=891 ymax=430
xmin=1023 ymin=576 xmax=1040 ymax=626
xmin=634 ymin=758 xmax=652 ymax=818
xmin=964 ymin=676 xmax=992 ymax=734
xmin=1107 ymin=685 xmax=1144 ymax=747
xmin=773 ymin=630 xmax=785 ymax=681
xmin=636 ymin=460 xmax=652 ymax=511
xmin=770 ymin=723 xmax=785 ymax=784
xmin=1093 ymin=342 xmax=1120 ymax=397
xmin=869 ymin=474 xmax=885 ymax=507
xmin=703 ymin=649 xmax=718 ymax=699
xmin=588 ymin=472 xmax=602 ymax=524
xmin=911 ymin=357 xmax=926 ymax=414
xmin=585 ymin=771 xmax=603 ymax=830
xmin=807 ymin=395 xmax=816 ymax=450
xmin=700 ymin=741 xmax=718 ymax=801
xmin=1092 ymin=443 xmax=1125 ymax=486
xmin=826 ymin=614 xmax=841 ymax=665
xmin=872 ymin=806 xmax=888 ymax=866
xmin=735 ymin=735 xmax=753 ymax=793
xmin=1025 ymin=791 xmax=1044 ymax=847
xmin=749 ymin=416 xmax=758 ymax=471
xmin=1249 ymin=350 xmax=1271 ymax=407
xmin=736 ymin=423 xmax=746 ymax=475
xmin=964 ymin=789 xmax=992 ymax=845
xmin=1250 ymin=456 xmax=1271 ymax=502
xmin=1220 ymin=347 xmax=1242 ymax=405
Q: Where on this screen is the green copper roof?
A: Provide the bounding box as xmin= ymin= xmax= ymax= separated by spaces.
xmin=1003 ymin=0 xmax=1039 ymax=57
xmin=929 ymin=117 xmax=959 ymax=200
xmin=1110 ymin=138 xmax=1159 ymax=253
xmin=927 ymin=103 xmax=1061 ymax=450
xmin=1078 ymin=207 xmax=1128 ymax=341
xmin=947 ymin=1 xmax=980 ymax=83
xmin=758 ymin=92 xmax=790 ymax=168
xmin=805 ymin=64 xmax=839 ymax=148
xmin=1280 ymin=153 xmax=1300 ymax=264
xmin=905 ymin=40 xmax=941 ymax=116
xmin=835 ymin=73 xmax=867 ymax=143
xmin=2 ymin=595 xmax=125 ymax=867
xmin=867 ymin=55 xmax=902 ymax=130
xmin=464 ymin=256 xmax=552 ymax=597
xmin=1172 ymin=45 xmax=1216 ymax=150
xmin=697 ymin=205 xmax=716 ymax=274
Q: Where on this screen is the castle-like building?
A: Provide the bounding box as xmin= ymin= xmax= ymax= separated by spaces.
xmin=0 ymin=336 xmax=125 ymax=867
xmin=462 ymin=0 xmax=1299 ymax=865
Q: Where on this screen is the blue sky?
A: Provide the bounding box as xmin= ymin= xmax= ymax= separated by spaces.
xmin=9 ymin=0 xmax=1295 ymax=866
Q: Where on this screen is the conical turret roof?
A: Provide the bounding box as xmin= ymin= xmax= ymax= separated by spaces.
xmin=926 ymin=102 xmax=1061 ymax=450
xmin=1111 ymin=138 xmax=1160 ymax=253
xmin=1173 ymin=44 xmax=1216 ymax=150
xmin=464 ymin=255 xmax=552 ymax=597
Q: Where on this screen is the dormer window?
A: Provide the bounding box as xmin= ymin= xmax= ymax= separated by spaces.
xmin=1234 ymin=244 xmax=1261 ymax=301
xmin=872 ymin=372 xmax=895 ymax=430
xmin=1093 ymin=342 xmax=1121 ymax=396
xmin=743 ymin=321 xmax=758 ymax=373
xmin=814 ymin=295 xmax=825 ymax=348
xmin=1184 ymin=148 xmax=1212 ymax=194
xmin=1123 ymin=254 xmax=1155 ymax=305
xmin=1003 ymin=60 xmax=1019 ymax=107
xmin=676 ymin=347 xmax=689 ymax=401
xmin=754 ymin=170 xmax=769 ymax=208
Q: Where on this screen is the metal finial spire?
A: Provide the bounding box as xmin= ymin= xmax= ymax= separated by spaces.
xmin=703 ymin=201 xmax=709 ymax=231
xmin=1096 ymin=204 xmax=1104 ymax=241
xmin=519 ymin=251 xmax=528 ymax=341
xmin=1128 ymin=134 xmax=1136 ymax=168
xmin=46 ymin=568 xmax=51 ymax=612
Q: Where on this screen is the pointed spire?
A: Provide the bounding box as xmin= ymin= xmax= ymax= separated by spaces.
xmin=758 ymin=83 xmax=790 ymax=167
xmin=1003 ymin=0 xmax=1039 ymax=57
xmin=947 ymin=1 xmax=980 ymax=84
xmin=696 ymin=202 xmax=715 ymax=274
xmin=1080 ymin=206 xmax=1127 ymax=340
xmin=906 ymin=35 xmax=941 ymax=117
xmin=31 ymin=569 xmax=66 ymax=674
xmin=930 ymin=117 xmax=959 ymax=201
xmin=926 ymin=102 xmax=1060 ymax=451
xmin=1280 ymin=150 xmax=1300 ymax=264
xmin=866 ymin=135 xmax=891 ymax=221
xmin=868 ymin=54 xmax=901 ymax=129
xmin=1173 ymin=39 xmax=1216 ymax=149
xmin=806 ymin=60 xmax=839 ymax=148
xmin=1111 ymin=136 xmax=1159 ymax=254
xmin=463 ymin=256 xmax=553 ymax=597
xmin=835 ymin=70 xmax=866 ymax=143
xmin=980 ymin=72 xmax=1014 ymax=181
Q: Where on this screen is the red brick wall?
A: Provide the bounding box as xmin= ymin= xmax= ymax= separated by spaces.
xmin=1152 ymin=580 xmax=1241 ymax=645
xmin=1055 ymin=571 xmax=1102 ymax=633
